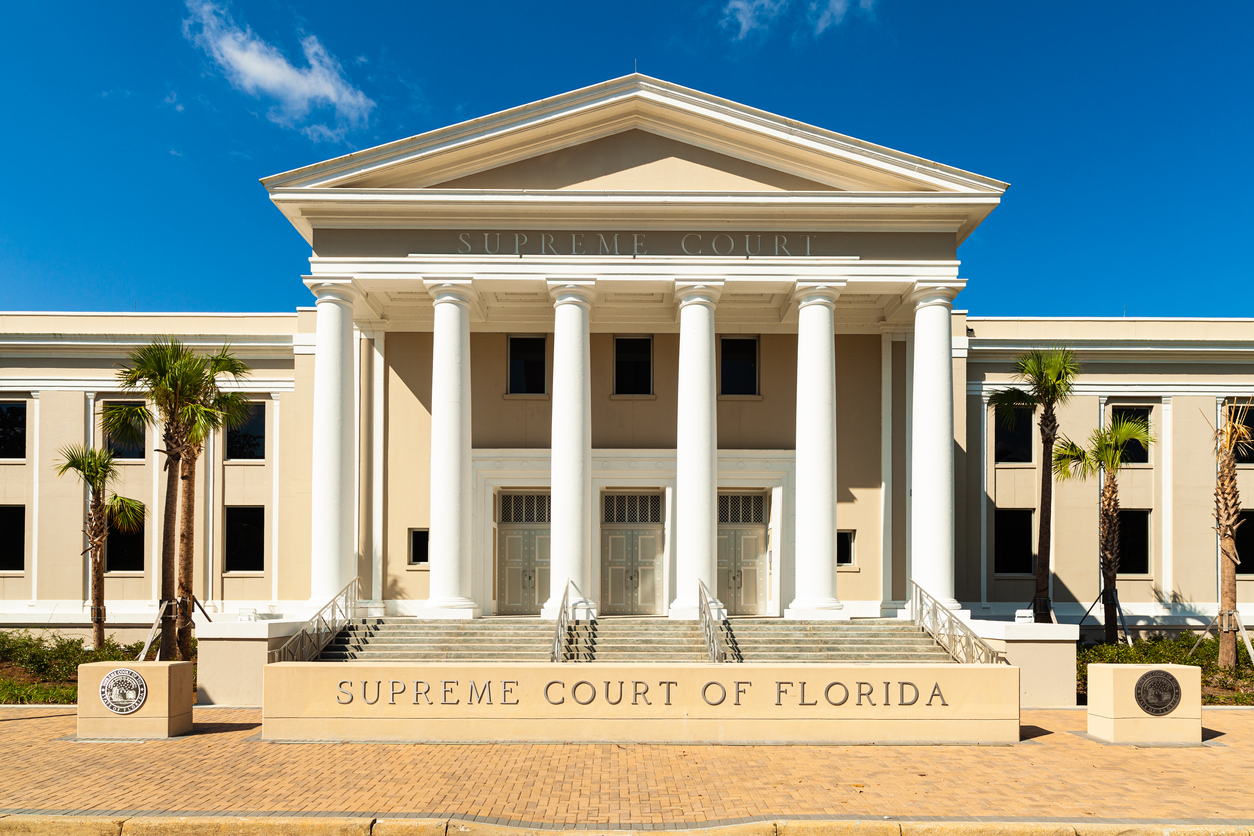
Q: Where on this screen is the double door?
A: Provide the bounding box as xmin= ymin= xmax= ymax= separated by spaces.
xmin=496 ymin=527 xmax=550 ymax=615
xmin=600 ymin=527 xmax=664 ymax=615
xmin=717 ymin=525 xmax=769 ymax=615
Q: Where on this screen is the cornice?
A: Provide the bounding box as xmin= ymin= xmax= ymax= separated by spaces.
xmin=969 ymin=339 xmax=1254 ymax=365
xmin=0 ymin=334 xmax=297 ymax=360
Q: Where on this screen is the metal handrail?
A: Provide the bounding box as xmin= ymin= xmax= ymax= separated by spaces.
xmin=698 ymin=581 xmax=727 ymax=663
xmin=268 ymin=578 xmax=360 ymax=663
xmin=909 ymin=580 xmax=1005 ymax=665
xmin=550 ymin=581 xmax=572 ymax=663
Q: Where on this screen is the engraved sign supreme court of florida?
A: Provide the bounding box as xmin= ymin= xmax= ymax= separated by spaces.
xmin=263 ymin=663 xmax=1020 ymax=744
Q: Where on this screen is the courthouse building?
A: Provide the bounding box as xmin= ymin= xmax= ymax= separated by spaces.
xmin=2 ymin=76 xmax=1252 ymax=634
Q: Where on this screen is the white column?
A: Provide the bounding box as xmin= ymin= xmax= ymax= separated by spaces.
xmin=29 ymin=392 xmax=39 ymax=603
xmin=671 ymin=282 xmax=722 ymax=619
xmin=370 ymin=334 xmax=386 ymax=611
xmin=1161 ymin=396 xmax=1173 ymax=612
xmin=980 ymin=392 xmax=990 ymax=610
xmin=269 ymin=392 xmax=281 ymax=606
xmin=308 ymin=280 xmax=358 ymax=602
xmin=204 ymin=423 xmax=216 ymax=608
xmin=787 ymin=284 xmax=847 ymax=620
xmin=908 ymin=284 xmax=961 ymax=608
xmin=543 ymin=282 xmax=596 ymax=619
xmin=424 ymin=280 xmax=480 ymax=618
xmin=84 ymin=391 xmax=96 ymax=606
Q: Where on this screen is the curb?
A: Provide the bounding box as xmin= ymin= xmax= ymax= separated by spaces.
xmin=2 ymin=818 xmax=1253 ymax=836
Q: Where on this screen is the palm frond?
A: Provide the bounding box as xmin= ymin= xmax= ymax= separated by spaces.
xmin=100 ymin=401 xmax=152 ymax=447
xmin=214 ymin=391 xmax=255 ymax=430
xmin=1052 ymin=437 xmax=1093 ymax=481
xmin=105 ymin=494 xmax=146 ymax=532
xmin=1013 ymin=347 xmax=1080 ymax=407
xmin=988 ymin=387 xmax=1037 ymax=428
xmin=55 ymin=444 xmax=119 ymax=493
xmin=1219 ymin=402 xmax=1254 ymax=458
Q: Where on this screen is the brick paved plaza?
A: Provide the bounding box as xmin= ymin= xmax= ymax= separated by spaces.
xmin=0 ymin=707 xmax=1251 ymax=828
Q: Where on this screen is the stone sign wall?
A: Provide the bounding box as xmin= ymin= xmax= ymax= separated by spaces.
xmin=263 ymin=662 xmax=1019 ymax=744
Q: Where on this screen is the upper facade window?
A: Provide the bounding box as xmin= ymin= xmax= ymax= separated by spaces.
xmin=226 ymin=403 xmax=265 ymax=460
xmin=105 ymin=520 xmax=145 ymax=573
xmin=507 ymin=336 xmax=546 ymax=395
xmin=104 ymin=401 xmax=146 ymax=460
xmin=720 ymin=337 xmax=758 ymax=396
xmin=1237 ymin=408 xmax=1254 ymax=466
xmin=1112 ymin=406 xmax=1151 ymax=464
xmin=614 ymin=337 xmax=652 ymax=395
xmin=0 ymin=403 xmax=26 ymax=459
xmin=994 ymin=407 xmax=1033 ymax=464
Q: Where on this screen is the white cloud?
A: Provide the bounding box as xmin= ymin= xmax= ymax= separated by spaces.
xmin=182 ymin=0 xmax=375 ymax=141
xmin=722 ymin=0 xmax=873 ymax=39
xmin=164 ymin=91 xmax=185 ymax=112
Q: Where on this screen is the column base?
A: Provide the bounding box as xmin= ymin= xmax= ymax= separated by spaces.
xmin=422 ymin=597 xmax=481 ymax=619
xmin=360 ymin=600 xmax=387 ymax=618
xmin=668 ymin=597 xmax=725 ymax=621
xmin=785 ymin=600 xmax=849 ymax=621
xmin=540 ymin=597 xmax=597 ymax=621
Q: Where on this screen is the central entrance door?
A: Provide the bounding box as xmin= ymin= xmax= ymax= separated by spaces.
xmin=599 ymin=493 xmax=664 ymax=616
xmin=496 ymin=492 xmax=551 ymax=615
xmin=717 ymin=492 xmax=769 ymax=616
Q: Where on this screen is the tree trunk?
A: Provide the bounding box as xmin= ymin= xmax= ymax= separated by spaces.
xmin=1216 ymin=432 xmax=1241 ymax=668
xmin=1100 ymin=474 xmax=1121 ymax=644
xmin=1034 ymin=403 xmax=1059 ymax=622
xmin=159 ymin=443 xmax=182 ymax=662
xmin=88 ymin=492 xmax=105 ymax=650
xmin=177 ymin=448 xmax=200 ymax=662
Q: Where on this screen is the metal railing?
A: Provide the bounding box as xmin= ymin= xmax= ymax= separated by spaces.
xmin=698 ymin=581 xmax=728 ymax=663
xmin=550 ymin=581 xmax=572 ymax=663
xmin=909 ymin=580 xmax=1005 ymax=665
xmin=268 ymin=578 xmax=360 ymax=663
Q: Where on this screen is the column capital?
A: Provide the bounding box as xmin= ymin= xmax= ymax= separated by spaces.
xmin=547 ymin=280 xmax=596 ymax=309
xmin=674 ymin=281 xmax=723 ymax=308
xmin=304 ymin=276 xmax=360 ymax=306
xmin=423 ymin=278 xmax=477 ymax=306
xmin=906 ymin=281 xmax=963 ymax=310
xmin=793 ymin=282 xmax=845 ymax=307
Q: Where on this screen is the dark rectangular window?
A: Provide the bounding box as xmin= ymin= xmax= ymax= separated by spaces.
xmin=410 ymin=529 xmax=429 ymax=565
xmin=1237 ymin=408 xmax=1254 ymax=466
xmin=226 ymin=403 xmax=265 ymax=460
xmin=1236 ymin=511 xmax=1254 ymax=575
xmin=994 ymin=509 xmax=1034 ymax=574
xmin=1118 ymin=509 xmax=1151 ymax=575
xmin=1113 ymin=406 xmax=1151 ymax=464
xmin=507 ymin=336 xmax=546 ymax=395
xmin=105 ymin=521 xmax=144 ymax=573
xmin=994 ymin=407 xmax=1033 ymax=464
xmin=720 ymin=337 xmax=758 ymax=395
xmin=614 ymin=337 xmax=652 ymax=395
xmin=0 ymin=403 xmax=27 ymax=459
xmin=104 ymin=401 xmax=146 ymax=460
xmin=837 ymin=531 xmax=854 ymax=566
xmin=0 ymin=506 xmax=24 ymax=571
xmin=225 ymin=507 xmax=265 ymax=573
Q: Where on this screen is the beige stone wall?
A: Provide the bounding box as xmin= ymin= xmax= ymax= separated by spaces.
xmin=384 ymin=331 xmax=434 ymax=602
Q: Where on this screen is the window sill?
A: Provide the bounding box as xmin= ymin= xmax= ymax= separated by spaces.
xmin=1116 ymin=574 xmax=1154 ymax=580
xmin=993 ymin=461 xmax=1035 ymax=469
xmin=0 ymin=571 xmax=25 ymax=577
xmin=837 ymin=565 xmax=859 ymax=573
xmin=993 ymin=573 xmax=1036 ymax=579
xmin=224 ymin=572 xmax=266 ymax=578
xmin=406 ymin=565 xmax=430 ymax=572
xmin=114 ymin=459 xmax=147 ymax=465
xmin=0 ymin=458 xmax=28 ymax=465
xmin=718 ymin=394 xmax=763 ymax=401
xmin=104 ymin=572 xmax=145 ymax=578
xmin=610 ymin=394 xmax=656 ymax=400
xmin=224 ymin=459 xmax=267 ymax=466
xmin=503 ymin=393 xmax=549 ymax=400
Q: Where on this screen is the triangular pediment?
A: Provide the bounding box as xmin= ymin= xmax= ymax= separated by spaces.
xmin=263 ymin=75 xmax=1009 ymax=195
xmin=425 ymin=130 xmax=838 ymax=192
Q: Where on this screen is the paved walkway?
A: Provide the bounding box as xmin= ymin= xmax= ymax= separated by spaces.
xmin=0 ymin=708 xmax=1251 ymax=827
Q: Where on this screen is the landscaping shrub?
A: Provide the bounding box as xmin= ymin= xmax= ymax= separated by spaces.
xmin=1077 ymin=632 xmax=1254 ymax=705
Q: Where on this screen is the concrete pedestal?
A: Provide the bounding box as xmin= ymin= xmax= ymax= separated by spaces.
xmin=972 ymin=620 xmax=1080 ymax=708
xmin=1086 ymin=663 xmax=1201 ymax=744
xmin=196 ymin=618 xmax=305 ymax=705
xmin=77 ymin=661 xmax=194 ymax=739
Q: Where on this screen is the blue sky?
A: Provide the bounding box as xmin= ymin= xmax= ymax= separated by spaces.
xmin=1 ymin=1 xmax=1250 ymax=316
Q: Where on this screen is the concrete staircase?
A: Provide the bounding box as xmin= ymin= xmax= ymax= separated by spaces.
xmin=723 ymin=618 xmax=954 ymax=663
xmin=319 ymin=618 xmax=553 ymax=662
xmin=317 ymin=616 xmax=952 ymax=664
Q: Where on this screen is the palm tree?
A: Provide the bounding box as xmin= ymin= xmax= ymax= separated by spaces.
xmin=55 ymin=446 xmax=145 ymax=649
xmin=176 ymin=347 xmax=253 ymax=660
xmin=988 ymin=348 xmax=1081 ymax=623
xmin=1214 ymin=403 xmax=1253 ymax=669
xmin=1053 ymin=414 xmax=1153 ymax=644
xmin=102 ymin=339 xmax=217 ymax=661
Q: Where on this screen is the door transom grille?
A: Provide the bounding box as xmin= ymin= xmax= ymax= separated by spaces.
xmin=602 ymin=493 xmax=663 ymax=524
xmin=499 ymin=493 xmax=551 ymax=524
xmin=718 ymin=493 xmax=765 ymax=524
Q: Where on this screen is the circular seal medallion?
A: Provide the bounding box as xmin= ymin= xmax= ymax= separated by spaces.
xmin=99 ymin=668 xmax=147 ymax=715
xmin=1134 ymin=669 xmax=1182 ymax=716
